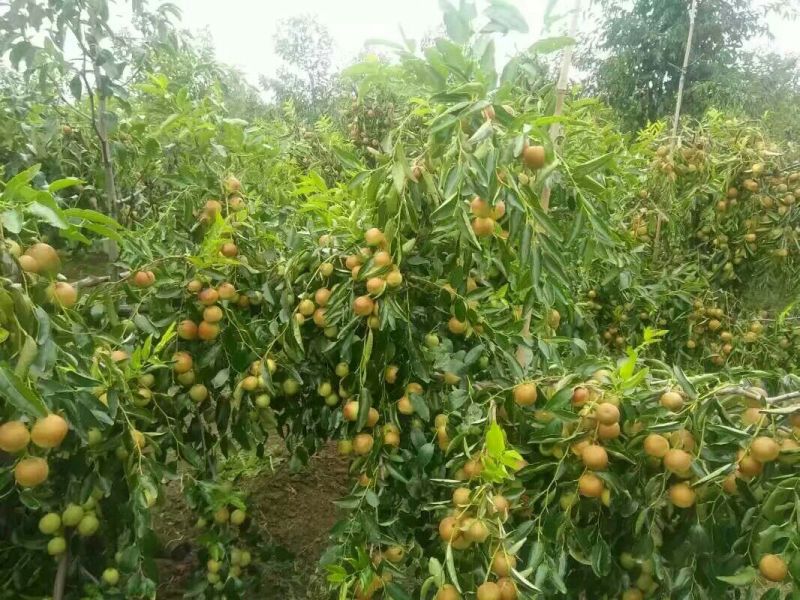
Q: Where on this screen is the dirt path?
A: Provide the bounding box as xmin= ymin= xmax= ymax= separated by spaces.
xmin=245 ymin=442 xmax=349 ymax=599
xmin=155 ymin=441 xmax=349 ymax=599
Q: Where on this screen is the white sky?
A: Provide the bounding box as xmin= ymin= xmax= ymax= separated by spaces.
xmin=169 ymin=0 xmax=798 ymax=86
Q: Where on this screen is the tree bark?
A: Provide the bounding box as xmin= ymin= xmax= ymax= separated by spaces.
xmin=516 ymin=0 xmax=582 ymax=368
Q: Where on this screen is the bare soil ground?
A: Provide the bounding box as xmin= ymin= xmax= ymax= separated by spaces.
xmin=154 ymin=441 xmax=349 ymax=599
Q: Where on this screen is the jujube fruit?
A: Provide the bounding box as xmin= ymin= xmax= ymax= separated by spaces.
xmin=759 ymin=554 xmax=788 ymax=582
xmin=0 ymin=421 xmax=30 ymax=452
xmin=522 ymin=144 xmax=546 ymax=170
xmin=31 ymin=414 xmax=69 ymax=448
xmin=354 ymin=295 xmax=374 ymax=316
xmin=595 ymin=403 xmax=620 ymax=425
xmin=491 ymin=552 xmax=516 ymax=576
xmin=477 ymin=582 xmax=501 ymax=600
xmin=49 ymin=282 xmax=78 ymax=308
xmin=513 ymin=382 xmax=537 ymax=406
xmin=643 ymin=433 xmax=669 ymax=458
xmin=668 ymin=482 xmax=696 ymax=508
xmin=15 ymin=457 xmax=49 ymax=487
xmin=663 ymin=449 xmax=692 ymax=474
xmin=25 ymin=243 xmax=60 ymax=274
xmin=578 ymin=472 xmax=604 ymax=497
xmin=750 ymin=436 xmax=779 ymax=463
xmin=581 ymin=444 xmax=609 ymax=470
xmin=173 ymin=352 xmax=193 ymax=374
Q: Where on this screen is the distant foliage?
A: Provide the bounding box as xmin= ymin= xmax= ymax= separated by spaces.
xmin=586 ymin=0 xmax=770 ymax=130
xmin=260 ymin=15 xmax=336 ymax=122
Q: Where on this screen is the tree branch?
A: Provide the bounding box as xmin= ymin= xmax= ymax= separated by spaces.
xmin=715 ymin=386 xmax=800 ymax=408
xmin=72 ymin=275 xmax=111 ymax=289
xmin=53 ymin=549 xmax=68 ymax=600
xmin=765 ymin=391 xmax=800 ymax=405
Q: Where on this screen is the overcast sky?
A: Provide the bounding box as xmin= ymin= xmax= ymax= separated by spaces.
xmin=168 ymin=0 xmax=798 ymax=86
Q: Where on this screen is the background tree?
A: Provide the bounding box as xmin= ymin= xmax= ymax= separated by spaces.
xmin=698 ymin=51 xmax=800 ymax=139
xmin=585 ymin=0 xmax=773 ymax=131
xmin=260 ymin=15 xmax=335 ymax=121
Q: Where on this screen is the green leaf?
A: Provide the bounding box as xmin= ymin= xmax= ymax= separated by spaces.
xmin=69 ymin=74 xmax=82 ymax=100
xmin=486 ymin=422 xmax=505 ymax=457
xmin=27 ymin=202 xmax=68 ymax=229
xmin=392 ymin=159 xmax=406 ymax=195
xmin=409 ymin=392 xmax=429 ymax=421
xmin=48 ymin=178 xmax=82 ymax=193
xmin=1 ymin=210 xmax=22 ymax=233
xmin=154 ymin=322 xmax=175 ymax=353
xmin=364 ymin=489 xmax=379 ymax=508
xmin=133 ymin=314 xmax=158 ymax=336
xmin=14 ymin=336 xmax=37 ymax=378
xmin=673 ymin=365 xmax=698 ymax=400
xmin=484 ymin=1 xmax=529 ymax=34
xmin=5 ymin=165 xmax=40 ymax=194
xmin=464 ymin=344 xmax=485 ymax=366
xmin=332 ymin=147 xmax=362 ymax=172
xmin=531 ymin=36 xmax=575 ymax=54
xmin=81 ymin=222 xmax=123 ymax=242
xmin=417 ymin=443 xmax=434 ymax=468
xmin=63 ymin=208 xmax=121 ymax=228
xmin=444 ymin=543 xmax=461 ymax=593
xmin=717 ymin=566 xmax=757 ymax=586
xmin=0 ymin=363 xmax=48 ymax=417
xmin=590 ymin=538 xmax=611 ymax=576
xmin=468 ymin=120 xmax=494 ymax=144
xmin=291 ymin=317 xmax=304 ymax=354
xmin=571 ymin=152 xmax=614 ymax=178
xmin=618 ymin=348 xmax=638 ymax=380
xmin=356 ymin=388 xmax=372 ymax=431
xmin=428 ymin=557 xmax=443 ymax=579
xmin=440 ymin=0 xmax=472 ymax=44
xmin=385 ymin=582 xmax=412 ymax=600
xmin=211 ymin=368 xmax=230 ymax=389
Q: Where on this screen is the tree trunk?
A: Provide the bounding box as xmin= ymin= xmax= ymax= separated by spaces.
xmin=516 ymin=0 xmax=582 ymax=368
xmin=671 ymin=0 xmax=698 ymax=148
xmin=539 ymin=0 xmax=581 ymax=212
xmin=655 ymin=0 xmax=698 ymax=261
xmin=92 ymin=60 xmax=119 ymax=220
xmin=90 ymin=60 xmax=121 ymax=268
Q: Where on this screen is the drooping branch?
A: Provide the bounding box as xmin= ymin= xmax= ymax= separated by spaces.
xmin=516 ymin=0 xmax=582 ymax=368
xmin=715 ymin=385 xmax=800 ymax=411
